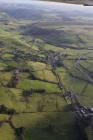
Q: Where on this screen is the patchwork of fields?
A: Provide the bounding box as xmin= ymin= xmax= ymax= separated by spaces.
xmin=0 ymin=2 xmax=93 ymax=140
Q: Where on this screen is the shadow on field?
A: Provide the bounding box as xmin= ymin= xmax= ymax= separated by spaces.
xmin=24 ymin=112 xmax=87 ymax=140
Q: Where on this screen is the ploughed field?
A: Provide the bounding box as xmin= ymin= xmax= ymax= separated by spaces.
xmin=0 ymin=7 xmax=93 ymax=140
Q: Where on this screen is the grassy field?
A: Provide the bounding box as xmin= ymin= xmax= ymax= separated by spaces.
xmin=0 ymin=9 xmax=93 ymax=140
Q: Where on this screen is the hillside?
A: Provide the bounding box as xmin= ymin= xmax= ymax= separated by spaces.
xmin=0 ymin=2 xmax=93 ymax=140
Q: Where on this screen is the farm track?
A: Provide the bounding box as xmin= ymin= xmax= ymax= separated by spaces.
xmin=75 ymin=57 xmax=93 ymax=84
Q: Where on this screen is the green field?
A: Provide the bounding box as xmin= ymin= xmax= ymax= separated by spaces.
xmin=0 ymin=4 xmax=93 ymax=140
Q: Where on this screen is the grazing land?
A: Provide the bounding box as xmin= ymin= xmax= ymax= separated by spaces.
xmin=0 ymin=2 xmax=93 ymax=140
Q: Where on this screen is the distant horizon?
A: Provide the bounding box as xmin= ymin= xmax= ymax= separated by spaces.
xmin=0 ymin=0 xmax=35 ymax=3
xmin=0 ymin=0 xmax=93 ymax=13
